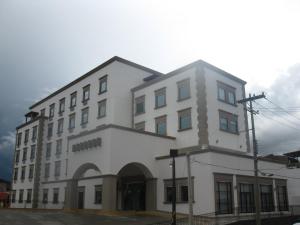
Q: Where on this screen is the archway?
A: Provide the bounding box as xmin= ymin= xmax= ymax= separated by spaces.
xmin=117 ymin=162 xmax=156 ymax=211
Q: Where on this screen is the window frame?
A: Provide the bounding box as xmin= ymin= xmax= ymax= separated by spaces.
xmin=94 ymin=185 xmax=103 ymax=204
xmin=26 ymin=189 xmax=32 ymax=203
xmin=97 ymin=99 xmax=107 ymax=119
xmin=69 ymin=113 xmax=76 ymax=130
xmin=155 ymin=115 xmax=167 ymax=135
xmin=135 ymin=95 xmax=145 ymax=115
xmin=54 ymin=161 xmax=61 ymax=177
xmin=81 ymin=107 xmax=89 ymax=125
xmin=53 ymin=188 xmax=59 ymax=204
xmin=82 ymin=85 xmax=90 ymax=103
xmin=47 ymin=123 xmax=53 ymax=138
xmin=177 ymin=78 xmax=191 ymax=101
xmin=49 ymin=103 xmax=55 ymax=119
xmin=155 ymin=87 xmax=166 ymax=109
xmin=28 ymin=164 xmax=34 ymax=179
xmin=219 ymin=110 xmax=239 ymax=134
xmin=70 ymin=92 xmax=77 ymax=109
xmin=57 ymin=118 xmax=64 ymax=134
xmin=217 ymin=81 xmax=237 ymax=106
xmin=59 ymin=98 xmax=65 ymax=114
xmin=178 ymin=108 xmax=192 ymax=131
xmin=32 ymin=126 xmax=38 ymax=142
xmin=99 ymin=75 xmax=108 ymax=94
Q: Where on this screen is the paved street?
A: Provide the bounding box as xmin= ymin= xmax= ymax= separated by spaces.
xmin=0 ymin=209 xmax=167 ymax=225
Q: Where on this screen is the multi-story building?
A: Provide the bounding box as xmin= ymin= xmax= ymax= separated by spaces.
xmin=11 ymin=56 xmax=300 ymax=216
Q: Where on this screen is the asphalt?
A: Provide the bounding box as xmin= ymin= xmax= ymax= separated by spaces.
xmin=0 ymin=209 xmax=168 ymax=225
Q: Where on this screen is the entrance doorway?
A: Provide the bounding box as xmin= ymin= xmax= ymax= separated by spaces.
xmin=77 ymin=187 xmax=85 ymax=209
xmin=122 ymin=179 xmax=146 ymax=210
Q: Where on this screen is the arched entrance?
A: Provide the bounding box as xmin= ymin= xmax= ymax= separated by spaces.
xmin=117 ymin=163 xmax=156 ymax=211
xmin=65 ymin=163 xmax=101 ymax=209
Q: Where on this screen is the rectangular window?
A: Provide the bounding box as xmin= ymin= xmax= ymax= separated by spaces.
xmin=164 ymin=178 xmax=193 ymax=203
xmin=40 ymin=108 xmax=45 ymax=116
xmin=94 ymin=185 xmax=102 ymax=204
xmin=26 ymin=189 xmax=32 ymax=203
xmin=180 ymin=185 xmax=189 ymax=202
xmin=177 ymin=78 xmax=190 ymax=101
xmin=260 ymin=185 xmax=274 ymax=212
xmin=30 ymin=145 xmax=36 ymax=160
xmin=135 ymin=121 xmax=145 ymax=131
xmin=15 ymin=150 xmax=20 ymax=163
xmin=22 ymin=148 xmax=27 ymax=162
xmin=13 ymin=168 xmax=18 ymax=181
xmin=54 ymin=161 xmax=61 ymax=177
xmin=216 ymin=182 xmax=233 ymax=214
xmin=59 ymin=98 xmax=65 ymax=114
xmin=82 ymin=85 xmax=90 ymax=102
xmin=69 ymin=113 xmax=76 ymax=129
xmin=24 ymin=129 xmax=29 ymax=144
xmin=178 ymin=108 xmax=192 ymax=131
xmin=81 ymin=107 xmax=89 ymax=125
xmin=29 ymin=164 xmax=34 ymax=179
xmin=99 ymin=75 xmax=107 ymax=94
xmin=11 ymin=190 xmax=16 ymax=203
xmin=155 ymin=115 xmax=167 ymax=135
xmin=49 ymin=104 xmax=55 ymax=119
xmin=42 ymin=189 xmax=48 ymax=204
xmin=135 ymin=96 xmax=145 ymax=115
xmin=57 ymin=118 xmax=64 ymax=134
xmin=21 ymin=166 xmax=26 ymax=180
xmin=217 ymin=81 xmax=236 ymax=105
xmin=44 ymin=163 xmax=50 ymax=178
xmin=277 ymin=185 xmax=288 ymax=211
xmin=98 ymin=99 xmax=106 ymax=118
xmin=53 ymin=188 xmax=59 ymax=204
xmin=166 ymin=186 xmax=173 ymax=203
xmin=17 ymin=133 xmax=22 ymax=147
xmin=70 ymin=92 xmax=77 ymax=108
xmin=219 ymin=110 xmax=238 ymax=134
xmin=32 ymin=126 xmax=37 ymax=141
xmin=56 ymin=139 xmax=62 ymax=155
xmin=239 ymin=183 xmax=255 ymax=213
xmin=19 ymin=189 xmax=24 ymax=203
xmin=46 ymin=143 xmax=52 ymax=159
xmin=155 ymin=88 xmax=166 ymax=108
xmin=47 ymin=123 xmax=53 ymax=138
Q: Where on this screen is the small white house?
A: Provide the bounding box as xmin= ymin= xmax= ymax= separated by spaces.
xmin=11 ymin=56 xmax=300 ymax=216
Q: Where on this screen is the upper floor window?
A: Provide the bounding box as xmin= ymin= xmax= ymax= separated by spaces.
xmin=47 ymin=123 xmax=53 ymax=138
xmin=69 ymin=113 xmax=75 ymax=130
xmin=57 ymin=118 xmax=64 ymax=134
xmin=13 ymin=168 xmax=18 ymax=181
xmin=99 ymin=75 xmax=108 ymax=94
xmin=135 ymin=95 xmax=145 ymax=115
xmin=98 ymin=99 xmax=106 ymax=118
xmin=135 ymin=121 xmax=145 ymax=131
xmin=155 ymin=87 xmax=166 ymax=108
xmin=32 ymin=126 xmax=37 ymax=141
xmin=44 ymin=163 xmax=50 ymax=178
xmin=217 ymin=81 xmax=236 ymax=105
xmin=56 ymin=139 xmax=62 ymax=155
xmin=21 ymin=166 xmax=26 ymax=180
xmin=40 ymin=108 xmax=45 ymax=116
xmin=81 ymin=107 xmax=89 ymax=125
xmin=17 ymin=133 xmax=22 ymax=148
xmin=82 ymin=85 xmax=90 ymax=103
xmin=28 ymin=164 xmax=34 ymax=179
xmin=49 ymin=104 xmax=55 ymax=119
xmin=155 ymin=115 xmax=167 ymax=135
xmin=15 ymin=150 xmax=20 ymax=163
xmin=70 ymin=92 xmax=77 ymax=108
xmin=22 ymin=147 xmax=27 ymax=162
xmin=54 ymin=161 xmax=61 ymax=177
xmin=30 ymin=145 xmax=36 ymax=160
xmin=59 ymin=98 xmax=65 ymax=114
xmin=177 ymin=78 xmax=190 ymax=101
xmin=46 ymin=142 xmax=52 ymax=159
xmin=24 ymin=129 xmax=29 ymax=144
xmin=178 ymin=108 xmax=192 ymax=131
xmin=219 ymin=110 xmax=238 ymax=134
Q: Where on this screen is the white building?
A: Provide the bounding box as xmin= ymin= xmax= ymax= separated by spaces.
xmin=11 ymin=56 xmax=300 ymax=216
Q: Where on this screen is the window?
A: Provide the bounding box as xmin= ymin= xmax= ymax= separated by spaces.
xmin=98 ymin=99 xmax=106 ymax=118
xmin=22 ymin=148 xmax=27 ymax=162
xmin=29 ymin=164 xmax=34 ymax=179
xmin=54 ymin=161 xmax=61 ymax=177
xmin=70 ymin=92 xmax=77 ymax=108
xmin=49 ymin=104 xmax=55 ymax=119
xmin=219 ymin=110 xmax=238 ymax=134
xmin=11 ymin=190 xmax=16 ymax=203
xmin=177 ymin=79 xmax=190 ymax=101
xmin=13 ymin=168 xmax=18 ymax=181
xmin=59 ymin=98 xmax=65 ymax=114
xmin=81 ymin=107 xmax=89 ymax=125
xmin=82 ymin=85 xmax=90 ymax=102
xmin=47 ymin=123 xmax=53 ymax=138
xmin=165 ymin=186 xmax=173 ymax=203
xmin=155 ymin=115 xmax=167 ymax=135
xmin=19 ymin=189 xmax=24 ymax=203
xmin=57 ymin=118 xmax=64 ymax=134
xmin=42 ymin=189 xmax=48 ymax=204
xmin=32 ymin=126 xmax=37 ymax=141
xmin=17 ymin=133 xmax=22 ymax=147
xmin=56 ymin=139 xmax=62 ymax=155
xmin=53 ymin=188 xmax=59 ymax=204
xmin=164 ymin=178 xmax=193 ymax=203
xmin=46 ymin=143 xmax=52 ymax=159
xmin=44 ymin=163 xmax=50 ymax=178
xmin=99 ymin=75 xmax=107 ymax=94
xmin=135 ymin=96 xmax=145 ymax=115
xmin=135 ymin=121 xmax=145 ymax=131
xmin=30 ymin=145 xmax=36 ymax=160
xmin=94 ymin=185 xmax=102 ymax=204
xmin=21 ymin=166 xmax=26 ymax=180
xmin=239 ymin=183 xmax=255 ymax=213
xmin=155 ymin=88 xmax=166 ymax=108
xmin=216 ymin=182 xmax=233 ymax=214
xmin=69 ymin=113 xmax=76 ymax=129
xmin=260 ymin=185 xmax=274 ymax=212
xmin=40 ymin=108 xmax=45 ymax=116
xmin=217 ymin=81 xmax=236 ymax=105
xmin=277 ymin=185 xmax=288 ymax=211
xmin=24 ymin=129 xmax=29 ymax=144
xmin=178 ymin=108 xmax=192 ymax=131
xmin=15 ymin=150 xmax=20 ymax=163
xmin=180 ymin=185 xmax=189 ymax=202
xmin=26 ymin=189 xmax=32 ymax=203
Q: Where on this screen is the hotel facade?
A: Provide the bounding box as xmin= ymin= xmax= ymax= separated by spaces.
xmin=11 ymin=56 xmax=300 ymax=215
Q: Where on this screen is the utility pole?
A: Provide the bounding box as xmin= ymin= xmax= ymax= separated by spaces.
xmin=186 ymin=152 xmax=193 ymax=225
xmin=170 ymin=149 xmax=178 ymax=225
xmin=238 ymin=93 xmax=265 ymax=225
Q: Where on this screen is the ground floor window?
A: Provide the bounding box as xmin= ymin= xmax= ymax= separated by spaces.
xmin=277 ymin=185 xmax=288 ymax=211
xmin=53 ymin=188 xmax=59 ymax=204
xmin=239 ymin=183 xmax=255 ymax=213
xmin=18 ymin=189 xmax=24 ymax=203
xmin=11 ymin=190 xmax=16 ymax=203
xmin=26 ymin=189 xmax=32 ymax=203
xmin=216 ymin=182 xmax=233 ymax=214
xmin=94 ymin=185 xmax=102 ymax=204
xmin=164 ymin=178 xmax=193 ymax=203
xmin=42 ymin=189 xmax=48 ymax=204
xmin=260 ymin=185 xmax=274 ymax=212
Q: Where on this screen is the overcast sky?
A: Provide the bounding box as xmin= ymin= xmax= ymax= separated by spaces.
xmin=1 ymin=0 xmax=300 ymax=180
